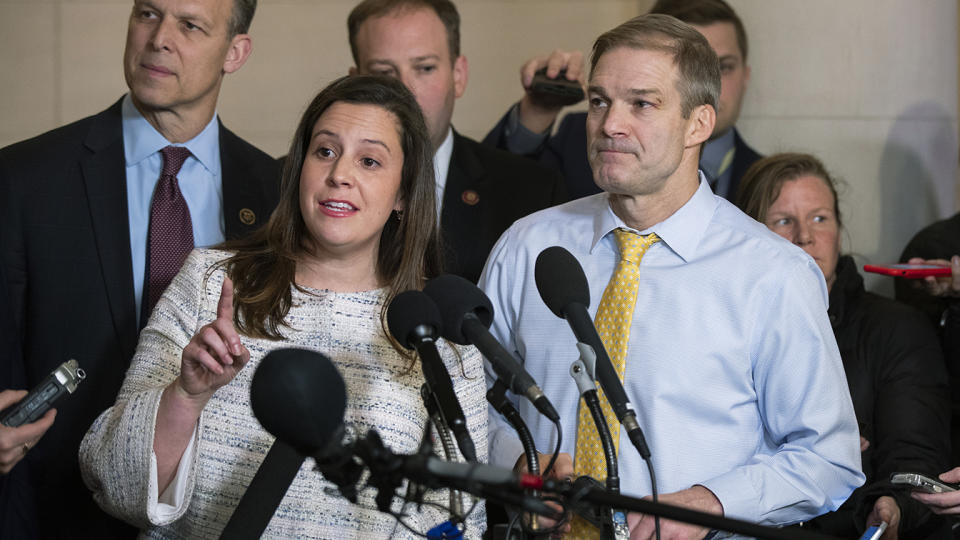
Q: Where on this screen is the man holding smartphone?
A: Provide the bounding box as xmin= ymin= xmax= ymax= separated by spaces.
xmin=484 ymin=0 xmax=760 ymax=202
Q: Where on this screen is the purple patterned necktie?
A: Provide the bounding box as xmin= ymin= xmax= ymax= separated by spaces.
xmin=145 ymin=145 xmax=194 ymax=315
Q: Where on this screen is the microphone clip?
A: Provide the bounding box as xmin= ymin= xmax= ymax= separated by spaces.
xmin=312 ymin=426 xmax=365 ymax=504
xmin=570 ymin=342 xmax=598 ymax=395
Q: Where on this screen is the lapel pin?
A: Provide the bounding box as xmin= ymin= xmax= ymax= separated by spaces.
xmin=461 ymin=190 xmax=479 ymax=206
xmin=239 ymin=208 xmax=256 ymax=225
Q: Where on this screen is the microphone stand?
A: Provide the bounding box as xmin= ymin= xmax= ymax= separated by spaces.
xmin=569 ymin=343 xmax=629 ymax=539
xmin=419 ymin=384 xmax=465 ymax=519
xmin=487 ymin=379 xmax=540 ymax=476
xmin=550 ymin=480 xmax=843 ymax=540
xmin=487 ymin=378 xmax=540 ymax=538
xmin=318 ymin=428 xmax=839 ymax=540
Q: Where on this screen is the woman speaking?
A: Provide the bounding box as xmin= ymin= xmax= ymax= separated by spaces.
xmin=79 ymin=75 xmax=487 ymax=538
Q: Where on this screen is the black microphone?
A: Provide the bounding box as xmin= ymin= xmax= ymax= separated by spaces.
xmin=222 ymin=348 xmax=348 ymax=540
xmin=386 ymin=290 xmax=477 ymax=462
xmin=423 ymin=274 xmax=559 ymax=422
xmin=534 ymin=246 xmax=651 ymax=459
xmin=250 ymin=348 xmax=347 ymax=452
xmin=247 ymin=347 xmax=561 ymax=524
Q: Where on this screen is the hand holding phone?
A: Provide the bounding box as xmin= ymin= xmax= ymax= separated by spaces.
xmin=863 ymin=263 xmax=952 ymax=279
xmin=905 ymin=256 xmax=960 ymax=297
xmin=529 ymin=68 xmax=585 ymax=108
xmin=890 ymin=472 xmax=958 ymax=493
xmin=910 ymin=467 xmax=960 ymax=514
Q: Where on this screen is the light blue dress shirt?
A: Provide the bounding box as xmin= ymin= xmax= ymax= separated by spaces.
xmin=478 ymin=177 xmax=864 ymax=525
xmin=122 ymin=95 xmax=224 ymax=324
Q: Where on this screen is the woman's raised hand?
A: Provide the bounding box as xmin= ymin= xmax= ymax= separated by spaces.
xmin=178 ymin=276 xmax=250 ymax=402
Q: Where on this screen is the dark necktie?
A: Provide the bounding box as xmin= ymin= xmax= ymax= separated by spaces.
xmin=145 ymin=145 xmax=194 ymax=316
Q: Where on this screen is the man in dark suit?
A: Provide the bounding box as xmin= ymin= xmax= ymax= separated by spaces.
xmin=484 ymin=0 xmax=761 ymax=202
xmin=0 ymin=0 xmax=279 ymax=537
xmin=347 ymin=0 xmax=566 ymax=283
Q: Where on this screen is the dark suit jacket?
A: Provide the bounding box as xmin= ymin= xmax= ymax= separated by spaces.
xmin=725 ymin=129 xmax=762 ymax=202
xmin=441 ymin=132 xmax=567 ymax=283
xmin=484 ymin=109 xmax=762 ymax=202
xmin=0 ymin=234 xmax=31 ymax=540
xmin=0 ymin=98 xmax=280 ymax=538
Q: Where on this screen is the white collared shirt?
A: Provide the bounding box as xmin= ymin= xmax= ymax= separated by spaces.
xmin=432 ymin=127 xmax=454 ymax=216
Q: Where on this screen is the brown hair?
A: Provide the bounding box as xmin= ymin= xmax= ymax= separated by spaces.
xmin=347 ymin=0 xmax=461 ymax=65
xmin=590 ymin=13 xmax=720 ymax=118
xmin=736 ymin=152 xmax=843 ymax=226
xmin=228 ymin=0 xmax=257 ymax=36
xmin=649 ymin=0 xmax=749 ymax=61
xmin=219 ymin=75 xmax=441 ymax=356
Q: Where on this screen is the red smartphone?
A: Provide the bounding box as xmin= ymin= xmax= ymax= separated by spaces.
xmin=863 ymin=263 xmax=952 ymax=278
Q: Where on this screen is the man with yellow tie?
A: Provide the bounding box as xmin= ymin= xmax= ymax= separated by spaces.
xmin=479 ymin=14 xmax=863 ymax=540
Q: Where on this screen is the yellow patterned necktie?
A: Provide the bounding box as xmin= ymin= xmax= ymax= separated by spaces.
xmin=569 ymin=228 xmax=660 ymax=539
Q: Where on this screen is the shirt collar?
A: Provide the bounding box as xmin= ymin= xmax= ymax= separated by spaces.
xmin=591 ymin=172 xmax=717 ymax=263
xmin=433 ymin=127 xmax=454 ymax=187
xmin=121 ymin=93 xmax=221 ymax=175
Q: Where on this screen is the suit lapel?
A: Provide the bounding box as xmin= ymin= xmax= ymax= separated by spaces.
xmin=80 ymin=99 xmax=138 ymax=358
xmin=441 ymin=132 xmax=486 ymax=235
xmin=219 ymin=123 xmax=268 ymax=239
xmin=441 ymin=132 xmax=488 ymax=278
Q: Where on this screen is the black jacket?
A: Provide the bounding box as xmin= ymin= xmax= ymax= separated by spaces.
xmin=897 ymin=212 xmax=960 ymax=365
xmin=0 ymin=98 xmax=280 ymax=538
xmin=807 ymin=256 xmax=951 ymax=538
xmin=441 ymin=132 xmax=567 ymax=283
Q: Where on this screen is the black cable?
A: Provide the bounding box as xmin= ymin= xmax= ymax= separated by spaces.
xmin=647 ymin=457 xmax=660 ymax=540
xmin=542 ymin=418 xmax=562 ymax=479
xmin=582 ymin=391 xmax=619 ymax=493
xmin=488 ymin=380 xmax=540 ymax=476
xmin=518 ymin=494 xmax=569 ymax=536
xmin=506 ymin=510 xmax=522 ymax=540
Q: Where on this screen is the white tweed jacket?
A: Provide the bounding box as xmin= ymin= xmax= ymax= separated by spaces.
xmin=80 ymin=249 xmax=488 ymax=539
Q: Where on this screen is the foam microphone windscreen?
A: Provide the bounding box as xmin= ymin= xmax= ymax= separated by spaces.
xmin=535 ymin=246 xmax=591 ymax=316
xmin=422 ymin=274 xmax=494 ymax=345
xmin=250 ymin=348 xmax=346 ymax=453
xmin=386 ymin=290 xmax=443 ymax=348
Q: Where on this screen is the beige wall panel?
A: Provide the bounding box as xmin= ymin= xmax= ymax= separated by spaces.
xmin=0 ymin=2 xmax=57 ymax=146
xmin=218 ymin=0 xmax=357 ymax=156
xmin=453 ymin=0 xmax=639 ymax=139
xmin=738 ymin=0 xmax=957 ymax=119
xmin=58 ymin=2 xmax=129 ymax=125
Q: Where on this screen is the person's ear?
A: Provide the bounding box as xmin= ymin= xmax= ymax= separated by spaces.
xmin=685 ymin=104 xmax=715 ymax=148
xmin=223 ymin=34 xmax=252 ymax=74
xmin=453 ymin=55 xmax=468 ymax=99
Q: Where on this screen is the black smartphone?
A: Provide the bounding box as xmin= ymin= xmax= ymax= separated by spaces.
xmin=529 ymin=68 xmax=584 ymax=108
xmin=0 ymin=359 xmax=86 ymax=427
